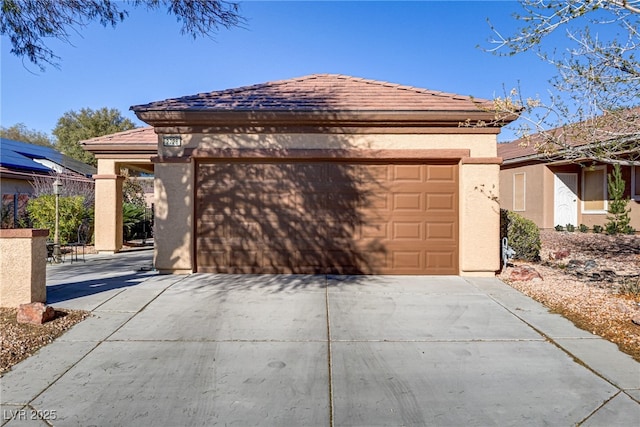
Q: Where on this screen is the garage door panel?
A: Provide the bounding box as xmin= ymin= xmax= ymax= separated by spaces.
xmin=393 ymin=164 xmax=423 ymax=181
xmin=197 ymin=161 xmax=458 ymax=274
xmin=361 ymin=222 xmax=389 ymax=239
xmin=426 ymin=251 xmax=457 ymax=273
xmin=426 ymin=164 xmax=456 ymax=181
xmin=426 ymin=222 xmax=456 ymax=241
xmin=359 ymin=164 xmax=389 ymax=182
xmin=392 ymin=193 xmax=423 ymax=211
xmin=391 ymin=251 xmax=423 ymax=270
xmin=392 ymin=222 xmax=423 ymax=240
xmin=426 ymin=193 xmax=456 ymax=211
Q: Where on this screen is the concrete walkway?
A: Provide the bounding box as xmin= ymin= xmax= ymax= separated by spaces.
xmin=1 ymin=250 xmax=639 ymax=426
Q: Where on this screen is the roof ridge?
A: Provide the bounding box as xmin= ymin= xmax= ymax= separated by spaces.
xmin=179 ymin=74 xmax=473 ymax=100
xmin=130 ymin=74 xmax=494 ymax=113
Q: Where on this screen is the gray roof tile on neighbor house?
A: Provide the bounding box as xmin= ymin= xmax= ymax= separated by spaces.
xmin=131 ymin=74 xmax=492 ymax=112
xmin=498 ymin=107 xmax=640 ymax=162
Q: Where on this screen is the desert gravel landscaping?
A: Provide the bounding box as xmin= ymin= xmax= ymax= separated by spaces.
xmin=0 ymin=308 xmax=89 ymax=375
xmin=499 ymin=229 xmax=640 ymax=362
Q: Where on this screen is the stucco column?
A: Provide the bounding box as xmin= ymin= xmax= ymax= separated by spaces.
xmin=154 ymin=160 xmax=194 ymax=274
xmin=459 ymin=159 xmax=502 ymax=276
xmin=93 ymin=160 xmax=124 ymax=253
xmin=0 ymin=229 xmax=48 ymax=307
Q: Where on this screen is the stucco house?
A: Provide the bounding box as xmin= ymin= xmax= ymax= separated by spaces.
xmin=83 ymin=74 xmax=517 ymax=276
xmin=498 ymin=117 xmax=640 ymax=231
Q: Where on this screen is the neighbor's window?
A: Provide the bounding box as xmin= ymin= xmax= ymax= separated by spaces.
xmin=582 ymin=166 xmax=607 ymax=213
xmin=633 ymin=166 xmax=640 ymax=200
xmin=513 ymin=172 xmax=526 ymax=211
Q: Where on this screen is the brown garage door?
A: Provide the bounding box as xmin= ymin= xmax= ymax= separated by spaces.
xmin=196 ymin=161 xmax=458 ymax=274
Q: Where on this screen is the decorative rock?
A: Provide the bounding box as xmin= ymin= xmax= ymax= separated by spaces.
xmin=510 ymin=266 xmax=543 ymax=282
xmin=566 ymin=260 xmax=583 ymax=270
xmin=17 ymin=302 xmax=56 ymax=325
xmin=632 ymin=315 xmax=640 ymax=326
xmin=583 ymin=260 xmax=598 ymax=270
xmin=551 ymin=250 xmax=571 ymax=260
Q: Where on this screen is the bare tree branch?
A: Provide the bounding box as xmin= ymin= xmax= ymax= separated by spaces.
xmin=485 ymin=0 xmax=639 ymax=163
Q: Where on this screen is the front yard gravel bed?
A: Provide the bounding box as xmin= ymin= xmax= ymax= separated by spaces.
xmin=499 ymin=230 xmax=640 ymax=362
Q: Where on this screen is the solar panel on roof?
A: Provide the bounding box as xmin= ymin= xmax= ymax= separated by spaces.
xmin=0 ymin=138 xmax=96 ymax=176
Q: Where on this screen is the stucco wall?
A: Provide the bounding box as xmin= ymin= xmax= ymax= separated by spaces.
xmin=499 ymin=164 xmax=548 ymax=228
xmin=154 ymin=162 xmax=194 ymax=274
xmin=0 ymin=229 xmax=48 ymax=307
xmin=160 ymin=133 xmax=498 ymax=158
xmin=460 ymin=163 xmax=501 ymax=276
xmin=500 ymin=163 xmax=640 ymax=232
xmin=152 ymin=132 xmax=501 ymax=275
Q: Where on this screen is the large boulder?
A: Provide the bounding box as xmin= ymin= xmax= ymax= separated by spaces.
xmin=17 ymin=302 xmax=56 ymax=325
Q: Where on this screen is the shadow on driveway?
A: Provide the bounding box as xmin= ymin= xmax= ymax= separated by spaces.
xmin=46 ymin=272 xmax=155 ymax=304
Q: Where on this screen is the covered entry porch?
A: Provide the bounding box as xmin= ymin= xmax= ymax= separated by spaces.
xmin=82 ymin=127 xmax=157 ymax=253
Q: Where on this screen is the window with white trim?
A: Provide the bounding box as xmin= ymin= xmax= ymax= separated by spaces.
xmin=513 ymin=172 xmax=526 ymax=211
xmin=582 ymin=166 xmax=608 ymax=214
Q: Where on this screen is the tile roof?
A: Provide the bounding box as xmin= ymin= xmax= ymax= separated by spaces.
xmin=498 ymin=107 xmax=640 ymax=162
xmin=131 ymin=74 xmax=492 ymax=113
xmin=81 ymin=127 xmax=157 ymax=146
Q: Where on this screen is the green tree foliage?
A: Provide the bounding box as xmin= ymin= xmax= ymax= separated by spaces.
xmin=27 ymin=195 xmax=91 ymax=245
xmin=0 ymin=123 xmax=54 ymax=148
xmin=53 ymin=107 xmax=136 ymax=167
xmin=605 ymin=164 xmax=634 ymax=234
xmin=1 ymin=0 xmax=243 ymax=70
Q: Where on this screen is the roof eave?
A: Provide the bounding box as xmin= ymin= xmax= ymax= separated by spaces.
xmin=132 ymin=109 xmax=515 ymax=131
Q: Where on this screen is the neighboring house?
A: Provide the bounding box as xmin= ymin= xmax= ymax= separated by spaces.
xmin=0 ymin=138 xmax=96 ymax=227
xmin=84 ymin=74 xmax=517 ymax=276
xmin=498 ymin=126 xmax=640 ymax=231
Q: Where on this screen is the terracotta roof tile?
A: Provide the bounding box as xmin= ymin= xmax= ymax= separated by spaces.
xmin=81 ymin=127 xmax=156 ymax=146
xmin=131 ymin=74 xmax=492 ymax=113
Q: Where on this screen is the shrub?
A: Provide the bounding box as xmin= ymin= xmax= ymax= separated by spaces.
xmin=565 ymin=223 xmax=576 ymax=232
xmin=27 ymin=195 xmax=91 ymax=245
xmin=592 ymin=224 xmax=603 ymax=234
xmin=619 ymin=278 xmax=640 ymax=297
xmin=505 ymin=211 xmax=541 ymax=261
xmin=578 ymin=224 xmax=589 ymax=233
xmin=123 ymin=202 xmax=145 ymax=241
xmin=554 ymin=224 xmax=564 ymax=232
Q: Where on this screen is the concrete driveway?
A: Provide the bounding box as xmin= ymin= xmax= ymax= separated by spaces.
xmin=1 ymin=250 xmax=639 ymax=426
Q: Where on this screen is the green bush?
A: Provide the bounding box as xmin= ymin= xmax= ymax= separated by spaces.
xmin=565 ymin=223 xmax=576 ymax=232
xmin=593 ymin=224 xmax=603 ymax=234
xmin=554 ymin=224 xmax=564 ymax=232
xmin=578 ymin=224 xmax=589 ymax=233
xmin=27 ymin=195 xmax=91 ymax=245
xmin=505 ymin=211 xmax=541 ymax=261
xmin=123 ymin=202 xmax=145 ymax=241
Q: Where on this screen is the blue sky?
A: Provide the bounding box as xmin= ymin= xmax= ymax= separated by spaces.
xmin=1 ymin=1 xmax=558 ymax=142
